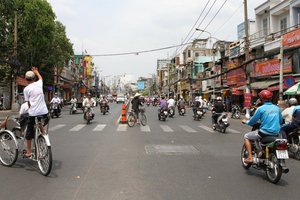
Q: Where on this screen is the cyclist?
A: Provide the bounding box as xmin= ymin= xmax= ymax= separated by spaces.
xmin=23 ymin=67 xmax=49 ymax=158
xmin=83 ymin=93 xmax=96 ymax=119
xmin=131 ymin=93 xmax=142 ymax=124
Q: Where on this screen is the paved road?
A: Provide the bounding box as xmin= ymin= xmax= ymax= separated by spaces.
xmin=0 ymin=103 xmax=300 ymax=200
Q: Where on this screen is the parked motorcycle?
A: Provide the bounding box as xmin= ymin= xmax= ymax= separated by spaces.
xmin=158 ymin=108 xmax=168 ymax=121
xmin=286 ymin=128 xmax=300 ymax=160
xmin=241 ymin=131 xmax=289 ymax=184
xmin=194 ymin=107 xmax=204 ymax=121
xmin=84 ymin=105 xmax=93 ymax=124
xmin=168 ymin=106 xmax=175 ymax=118
xmin=212 ymin=113 xmax=229 ymax=133
xmin=231 ymin=105 xmax=241 ymax=119
xmin=69 ymin=103 xmax=77 ymax=115
xmin=178 ymin=105 xmax=185 ymax=116
xmin=50 ymin=103 xmax=60 ymax=118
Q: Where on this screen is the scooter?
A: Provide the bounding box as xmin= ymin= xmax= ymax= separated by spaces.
xmin=84 ymin=105 xmax=94 ymax=124
xmin=168 ymin=106 xmax=175 ymax=118
xmin=50 ymin=103 xmax=60 ymax=118
xmin=212 ymin=113 xmax=229 ymax=133
xmin=70 ymin=103 xmax=77 ymax=115
xmin=194 ymin=107 xmax=203 ymax=121
xmin=178 ymin=105 xmax=185 ymax=116
xmin=286 ymin=128 xmax=300 ymax=160
xmin=158 ymin=108 xmax=168 ymax=121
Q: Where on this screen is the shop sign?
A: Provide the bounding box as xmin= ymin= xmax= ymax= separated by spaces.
xmin=232 ymin=87 xmax=243 ymax=95
xmin=283 ymin=28 xmax=300 ymax=49
xmin=47 ymin=86 xmax=53 ymax=91
xmin=252 ymin=58 xmax=292 ymax=77
xmin=226 ymin=68 xmax=246 ymax=86
xmin=226 ymin=61 xmax=237 ymax=70
xmin=244 ymin=93 xmax=252 ymax=108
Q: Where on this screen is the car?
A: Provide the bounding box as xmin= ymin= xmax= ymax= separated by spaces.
xmin=107 ymin=94 xmax=114 ymax=103
xmin=116 ymin=95 xmax=125 ymax=104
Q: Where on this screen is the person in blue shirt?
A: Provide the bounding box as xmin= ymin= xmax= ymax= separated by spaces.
xmin=242 ymin=90 xmax=282 ymax=164
xmin=280 ymin=103 xmax=300 ymax=139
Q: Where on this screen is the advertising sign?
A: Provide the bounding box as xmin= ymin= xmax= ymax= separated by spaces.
xmin=137 ymin=81 xmax=145 ymax=90
xmin=252 ymin=58 xmax=292 ymax=77
xmin=244 ymin=93 xmax=252 ymax=108
xmin=283 ymin=28 xmax=300 ymax=49
xmin=226 ymin=68 xmax=246 ymax=86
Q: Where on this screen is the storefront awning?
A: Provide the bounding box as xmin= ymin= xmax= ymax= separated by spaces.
xmin=237 ymin=80 xmax=279 ymax=90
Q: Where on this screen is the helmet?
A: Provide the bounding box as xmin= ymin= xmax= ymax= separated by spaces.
xmin=25 ymin=71 xmax=35 ymax=80
xmin=258 ymin=90 xmax=273 ymax=100
xmin=216 ymin=96 xmax=222 ymax=101
xmin=288 ymin=98 xmax=298 ymax=106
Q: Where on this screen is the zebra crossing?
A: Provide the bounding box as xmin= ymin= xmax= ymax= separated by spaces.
xmin=48 ymin=123 xmax=241 ymax=134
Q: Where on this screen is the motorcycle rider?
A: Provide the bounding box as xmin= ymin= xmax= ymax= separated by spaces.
xmin=177 ymin=96 xmax=185 ymax=113
xmin=212 ymin=96 xmax=225 ymax=126
xmin=99 ymin=95 xmax=109 ymax=112
xmin=131 ymin=93 xmax=142 ymax=124
xmin=159 ymin=95 xmax=168 ymax=113
xmin=242 ymin=90 xmax=282 ymax=164
xmin=167 ymin=95 xmax=176 ymax=115
xmin=280 ymin=98 xmax=300 ymax=139
xmin=83 ymin=93 xmax=96 ymax=119
xmin=50 ymin=93 xmax=61 ymax=114
xmin=70 ymin=95 xmax=77 ymax=111
xmin=282 ymin=98 xmax=298 ymax=124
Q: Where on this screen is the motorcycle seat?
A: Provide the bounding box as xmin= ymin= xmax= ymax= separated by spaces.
xmin=260 ymin=136 xmax=277 ymax=144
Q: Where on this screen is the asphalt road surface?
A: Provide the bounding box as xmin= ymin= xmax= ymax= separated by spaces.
xmin=0 ymin=103 xmax=300 ymax=200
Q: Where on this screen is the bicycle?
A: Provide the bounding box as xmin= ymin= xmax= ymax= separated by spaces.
xmin=127 ymin=108 xmax=147 ymax=127
xmin=0 ymin=115 xmax=52 ymax=176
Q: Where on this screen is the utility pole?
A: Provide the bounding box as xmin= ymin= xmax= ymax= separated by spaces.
xmin=279 ymin=35 xmax=284 ymax=102
xmin=244 ymin=0 xmax=251 ymax=119
xmin=11 ymin=11 xmax=18 ymax=111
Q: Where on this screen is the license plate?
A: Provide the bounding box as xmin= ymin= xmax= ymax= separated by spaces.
xmin=276 ymin=150 xmax=289 ymax=159
xmin=197 ymin=111 xmax=201 ymax=114
xmin=222 ymin=118 xmax=228 ymax=122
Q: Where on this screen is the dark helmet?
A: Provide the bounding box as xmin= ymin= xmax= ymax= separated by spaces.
xmin=258 ymin=90 xmax=273 ymax=100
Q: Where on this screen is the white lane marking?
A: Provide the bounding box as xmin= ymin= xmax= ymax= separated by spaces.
xmin=179 ymin=125 xmax=197 ymax=133
xmin=49 ymin=124 xmax=66 ymax=132
xmin=70 ymin=124 xmax=86 ymax=132
xmin=198 ymin=125 xmax=214 ymax=133
xmin=141 ymin=125 xmax=150 ymax=132
xmin=93 ymin=124 xmax=106 ymax=131
xmin=160 ymin=125 xmax=174 ymax=132
xmin=117 ymin=124 xmax=127 ymax=132
xmin=227 ymin=128 xmax=240 ymax=134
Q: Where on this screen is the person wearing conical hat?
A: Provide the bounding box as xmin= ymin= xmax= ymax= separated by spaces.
xmin=131 ymin=93 xmax=142 ymax=124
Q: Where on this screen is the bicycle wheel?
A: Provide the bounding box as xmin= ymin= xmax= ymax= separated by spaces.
xmin=127 ymin=113 xmax=136 ymax=127
xmin=37 ymin=135 xmax=52 ymax=176
xmin=140 ymin=113 xmax=147 ymax=126
xmin=0 ymin=130 xmax=18 ymax=166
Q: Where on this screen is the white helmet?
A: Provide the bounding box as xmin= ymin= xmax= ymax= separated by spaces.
xmin=288 ymin=98 xmax=298 ymax=106
xmin=25 ymin=71 xmax=35 ymax=80
xmin=216 ymin=96 xmax=222 ymax=101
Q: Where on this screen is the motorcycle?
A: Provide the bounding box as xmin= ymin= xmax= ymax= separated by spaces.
xmin=241 ymin=131 xmax=289 ymax=184
xmin=100 ymin=102 xmax=108 ymax=115
xmin=231 ymin=105 xmax=241 ymax=119
xmin=194 ymin=107 xmax=204 ymax=121
xmin=178 ymin=105 xmax=185 ymax=116
xmin=158 ymin=108 xmax=168 ymax=121
xmin=84 ymin=105 xmax=94 ymax=124
xmin=69 ymin=103 xmax=77 ymax=115
xmin=50 ymin=103 xmax=60 ymax=118
xmin=286 ymin=128 xmax=300 ymax=160
xmin=212 ymin=113 xmax=229 ymax=133
xmin=168 ymin=106 xmax=175 ymax=118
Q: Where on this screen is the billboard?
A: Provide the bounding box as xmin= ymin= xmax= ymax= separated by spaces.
xmin=137 ymin=81 xmax=145 ymax=90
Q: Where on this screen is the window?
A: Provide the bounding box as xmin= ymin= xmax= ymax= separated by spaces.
xmin=195 ymin=52 xmax=199 ymax=58
xmin=280 ymin=17 xmax=287 ymax=34
xmin=262 ymin=18 xmax=268 ymax=36
xmin=188 ymin=50 xmax=191 ymax=58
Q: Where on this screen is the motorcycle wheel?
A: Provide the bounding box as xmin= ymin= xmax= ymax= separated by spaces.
xmin=241 ymin=144 xmax=252 ymax=169
xmin=266 ymin=153 xmax=282 ymax=184
xmin=69 ymin=109 xmax=72 ymax=115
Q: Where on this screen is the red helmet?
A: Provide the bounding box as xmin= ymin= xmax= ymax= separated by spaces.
xmin=258 ymin=90 xmax=273 ymax=100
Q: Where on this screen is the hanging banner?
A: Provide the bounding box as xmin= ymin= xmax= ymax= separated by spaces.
xmin=283 ymin=28 xmax=300 ymax=49
xmin=244 ymin=93 xmax=252 ymax=108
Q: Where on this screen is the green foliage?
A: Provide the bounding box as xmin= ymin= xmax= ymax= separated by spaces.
xmin=0 ymin=0 xmax=73 ymax=85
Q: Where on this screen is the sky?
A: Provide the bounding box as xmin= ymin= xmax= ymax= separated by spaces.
xmin=47 ymin=0 xmax=265 ymax=78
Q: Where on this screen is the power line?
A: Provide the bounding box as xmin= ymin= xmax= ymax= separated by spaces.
xmin=175 ymin=0 xmax=211 ymax=55
xmin=90 ymin=42 xmax=193 ymax=57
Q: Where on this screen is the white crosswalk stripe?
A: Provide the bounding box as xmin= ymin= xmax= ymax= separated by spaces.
xmin=160 ymin=125 xmax=174 ymax=132
xmin=179 ymin=125 xmax=197 ymax=133
xmin=140 ymin=125 xmax=151 ymax=132
xmin=93 ymin=124 xmax=106 ymax=131
xmin=49 ymin=124 xmax=66 ymax=132
xmin=117 ymin=124 xmax=127 ymax=131
xmin=70 ymin=124 xmax=86 ymax=132
xmin=198 ymin=125 xmax=214 ymax=133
